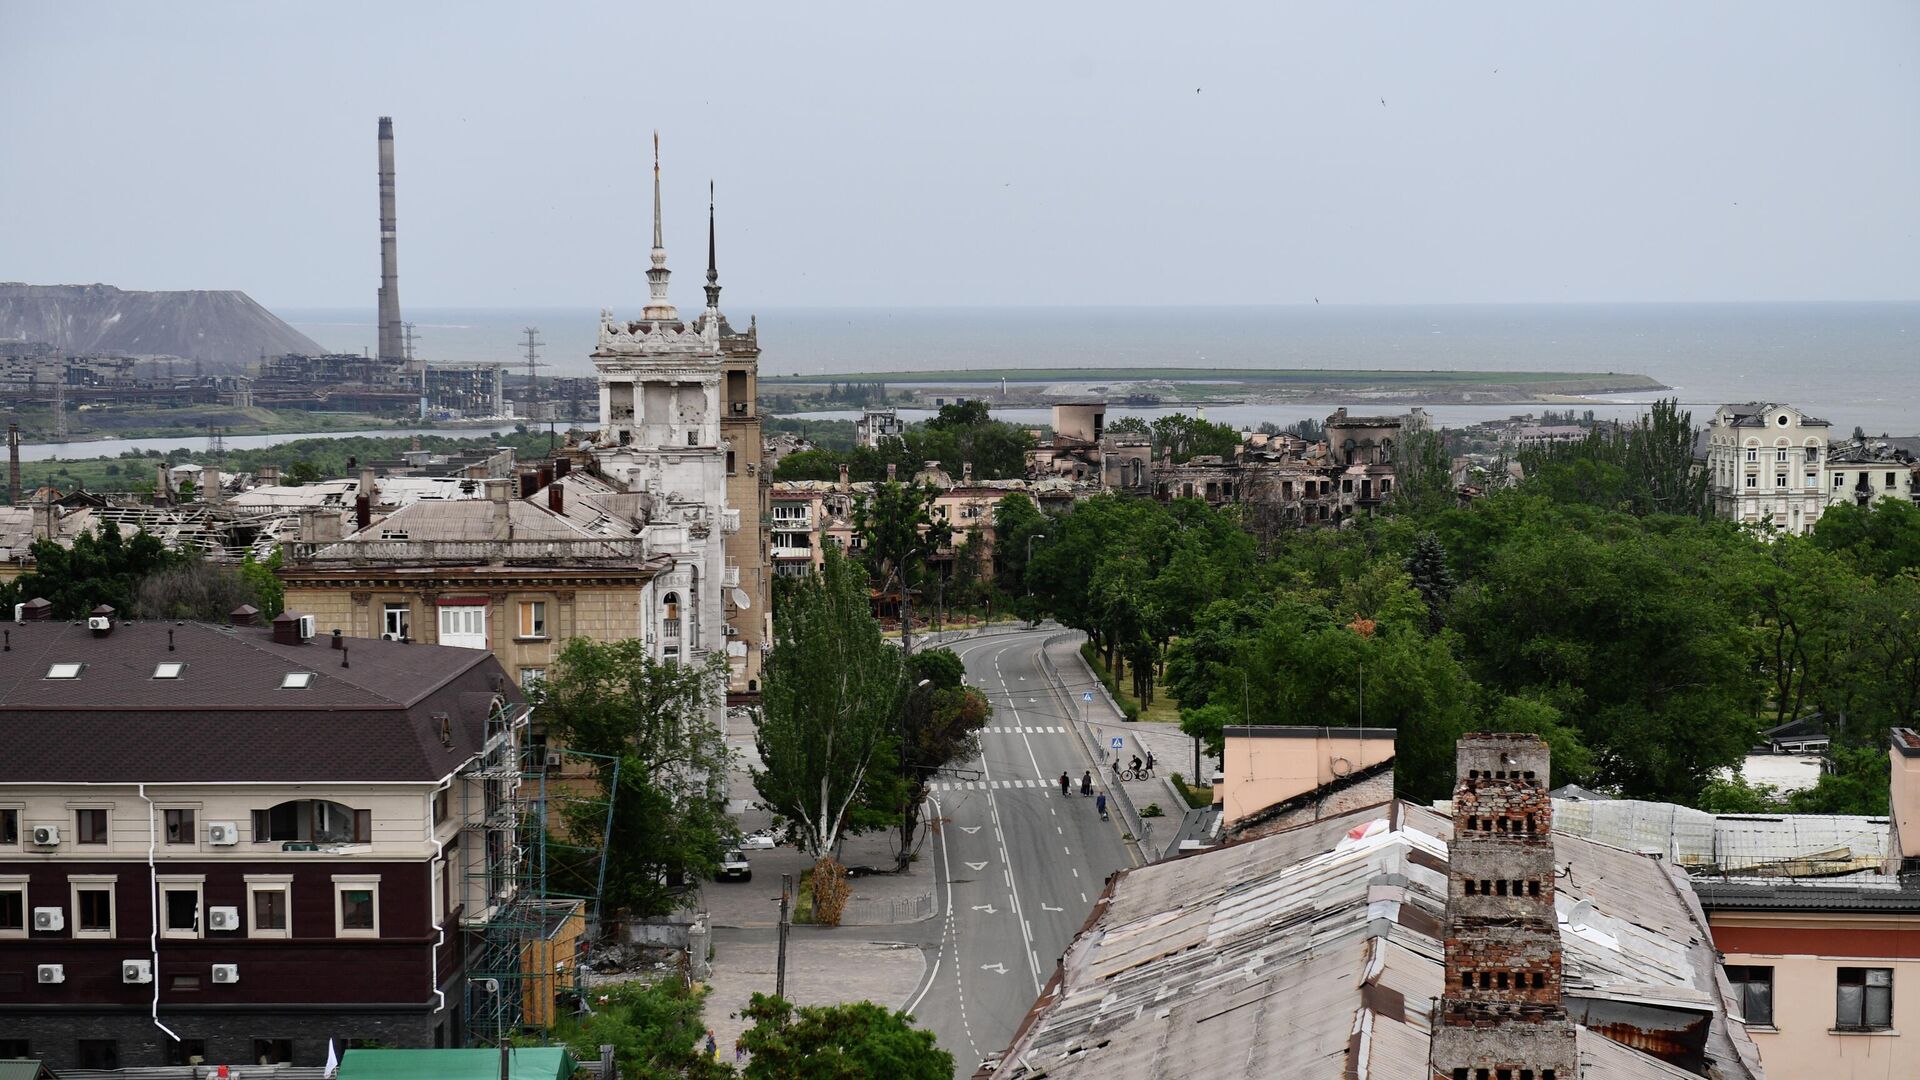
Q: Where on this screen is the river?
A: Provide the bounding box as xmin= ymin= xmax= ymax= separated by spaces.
xmin=16 ymin=426 xmax=517 ymax=463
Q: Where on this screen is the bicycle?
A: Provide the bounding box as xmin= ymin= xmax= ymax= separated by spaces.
xmin=1122 ymin=766 xmax=1153 ymax=782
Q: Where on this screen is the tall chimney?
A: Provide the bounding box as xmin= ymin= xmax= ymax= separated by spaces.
xmin=1429 ymin=733 xmax=1576 ymax=1080
xmin=376 ymin=116 xmax=404 ymax=367
xmin=6 ymin=421 xmax=18 ymax=507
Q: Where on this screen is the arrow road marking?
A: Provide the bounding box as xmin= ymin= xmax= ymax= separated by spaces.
xmin=965 ymin=860 xmax=987 ymax=871
xmin=981 ymin=963 xmax=1008 ymax=974
xmin=1041 ymin=903 xmax=1063 ymax=912
xmin=959 ymin=826 xmax=982 ymax=834
xmin=972 ymin=903 xmax=998 ymax=914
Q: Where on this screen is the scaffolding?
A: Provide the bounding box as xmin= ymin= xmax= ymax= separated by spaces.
xmin=458 ymin=696 xmax=620 ymax=1047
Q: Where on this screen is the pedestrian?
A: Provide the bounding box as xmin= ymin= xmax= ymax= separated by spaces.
xmin=735 ymin=1036 xmax=746 ymax=1064
xmin=705 ymin=1029 xmax=717 ymax=1060
xmin=1060 ymin=771 xmax=1070 ymax=797
xmin=1081 ymin=770 xmax=1093 ymax=796
xmin=1145 ymin=749 xmax=1155 ymax=775
xmin=1111 ymin=758 xmax=1121 ymax=782
xmin=1096 ymin=792 xmax=1108 ymax=819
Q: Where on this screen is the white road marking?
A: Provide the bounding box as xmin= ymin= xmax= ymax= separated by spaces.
xmin=959 ymin=825 xmax=980 ymax=834
xmin=965 ymin=861 xmax=987 ymax=871
xmin=971 ymin=904 xmax=998 ymax=914
xmin=1042 ymin=902 xmax=1063 ymax=912
xmin=981 ymin=963 xmax=1008 ymax=974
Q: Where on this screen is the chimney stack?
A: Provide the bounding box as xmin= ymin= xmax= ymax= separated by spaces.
xmin=259 ymin=464 xmax=280 ymax=487
xmin=548 ymin=479 xmax=566 ymax=515
xmin=376 ymin=116 xmax=405 ymax=367
xmin=230 ymin=604 xmax=259 ymax=627
xmin=838 ymin=463 xmax=850 ymax=492
xmin=553 ymin=457 xmax=571 ymax=480
xmin=21 ymin=598 xmax=52 ymax=621
xmin=203 ymin=466 xmax=222 ymax=504
xmin=154 ymin=463 xmax=171 ymax=506
xmin=1429 ymin=733 xmax=1576 ymax=1080
xmin=7 ymin=421 xmax=18 ymax=506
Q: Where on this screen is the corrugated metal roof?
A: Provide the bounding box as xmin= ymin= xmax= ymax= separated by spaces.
xmin=987 ymin=801 xmax=1762 ymax=1080
xmin=1553 ymin=797 xmax=1887 ymax=875
xmin=1692 ymin=879 xmax=1920 ymax=912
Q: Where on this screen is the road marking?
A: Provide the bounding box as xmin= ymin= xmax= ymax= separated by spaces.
xmin=1042 ymin=902 xmax=1063 ymax=912
xmin=959 ymin=825 xmax=980 ymax=834
xmin=981 ymin=963 xmax=1007 ymax=974
xmin=1072 ymin=868 xmax=1079 ymax=878
xmin=965 ymin=861 xmax=987 ymax=871
xmin=1081 ymin=891 xmax=1088 ymax=903
xmin=971 ymin=903 xmax=998 ymax=914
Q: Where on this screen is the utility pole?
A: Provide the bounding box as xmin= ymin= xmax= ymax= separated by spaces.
xmin=403 ymin=321 xmax=419 ymax=368
xmin=775 ymin=874 xmax=792 ymax=999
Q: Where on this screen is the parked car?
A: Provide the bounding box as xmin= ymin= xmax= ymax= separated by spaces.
xmin=741 ymin=830 xmax=777 ymax=850
xmin=718 ymin=849 xmax=752 ymax=882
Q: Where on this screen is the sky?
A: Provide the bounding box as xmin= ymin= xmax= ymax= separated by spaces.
xmin=2 ymin=2 xmax=1916 ymax=310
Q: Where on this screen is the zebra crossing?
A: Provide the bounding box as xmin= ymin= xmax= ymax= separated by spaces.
xmin=930 ymin=778 xmax=1059 ymax=792
xmin=978 ymin=725 xmax=1066 ymax=735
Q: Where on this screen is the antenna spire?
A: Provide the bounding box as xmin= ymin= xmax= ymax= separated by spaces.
xmin=642 ymin=130 xmax=677 ymax=321
xmin=704 ymin=180 xmax=722 ymax=313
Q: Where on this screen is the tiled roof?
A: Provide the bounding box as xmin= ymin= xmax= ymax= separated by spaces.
xmin=1691 ymin=879 xmax=1920 ymax=913
xmin=0 ymin=620 xmax=517 ymax=783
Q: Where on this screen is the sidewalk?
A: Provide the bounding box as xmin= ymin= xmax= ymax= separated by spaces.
xmin=700 ymin=926 xmax=929 ymax=1065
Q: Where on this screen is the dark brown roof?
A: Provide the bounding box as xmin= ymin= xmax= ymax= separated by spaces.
xmin=0 ymin=620 xmax=520 ymax=783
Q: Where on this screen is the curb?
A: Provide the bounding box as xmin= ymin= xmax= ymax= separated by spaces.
xmin=1037 ymin=630 xmax=1152 ymax=861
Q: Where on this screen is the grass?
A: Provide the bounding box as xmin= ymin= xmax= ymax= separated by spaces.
xmin=1080 ymin=643 xmax=1181 ymax=725
xmin=764 ymin=368 xmax=1666 ymax=389
xmin=1168 ymin=772 xmax=1215 ymax=810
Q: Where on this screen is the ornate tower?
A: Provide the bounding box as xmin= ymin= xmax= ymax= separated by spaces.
xmin=1429 ymin=733 xmax=1577 ymax=1080
xmin=643 ymin=131 xmax=677 ymax=323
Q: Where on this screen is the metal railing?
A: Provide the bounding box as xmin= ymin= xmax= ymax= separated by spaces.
xmin=290 ymin=538 xmax=646 ymax=565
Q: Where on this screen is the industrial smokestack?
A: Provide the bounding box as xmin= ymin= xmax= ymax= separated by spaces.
xmin=376 ymin=116 xmax=404 ymax=366
xmin=7 ymin=422 xmax=18 ymax=507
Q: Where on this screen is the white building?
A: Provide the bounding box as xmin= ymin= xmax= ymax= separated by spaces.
xmin=585 ymin=143 xmax=744 ymax=687
xmin=1824 ymin=436 xmax=1920 ymax=511
xmin=856 ymin=408 xmax=904 ymax=448
xmin=1703 ymin=402 xmax=1831 ymax=535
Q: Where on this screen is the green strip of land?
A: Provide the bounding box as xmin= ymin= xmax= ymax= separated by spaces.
xmin=765 ymin=368 xmax=1665 ymax=389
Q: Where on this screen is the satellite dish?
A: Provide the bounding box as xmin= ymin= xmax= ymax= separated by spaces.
xmin=730 ymin=588 xmax=751 ymax=610
xmin=1567 ymin=899 xmax=1594 ymax=930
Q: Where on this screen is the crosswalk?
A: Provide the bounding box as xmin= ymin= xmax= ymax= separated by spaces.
xmin=930 ymin=778 xmax=1059 ymax=792
xmin=978 ymin=725 xmax=1066 ymax=735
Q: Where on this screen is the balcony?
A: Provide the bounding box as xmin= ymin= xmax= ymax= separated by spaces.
xmin=723 ymin=563 xmax=742 ymax=588
xmin=772 ymin=545 xmax=815 ymax=561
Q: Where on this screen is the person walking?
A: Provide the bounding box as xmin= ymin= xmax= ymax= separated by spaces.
xmin=1096 ymin=791 xmax=1108 ymax=820
xmin=1111 ymin=758 xmax=1121 ymax=783
xmin=1145 ymin=749 xmax=1156 ymax=776
xmin=1059 ymin=771 xmax=1071 ymax=797
xmin=705 ymin=1029 xmax=718 ymax=1060
xmin=1080 ymin=770 xmax=1093 ymax=797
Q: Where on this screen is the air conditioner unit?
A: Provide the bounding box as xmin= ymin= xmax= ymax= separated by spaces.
xmin=33 ymin=907 xmax=64 ymax=932
xmin=208 ymin=906 xmax=241 ymax=932
xmin=545 ymin=752 xmax=564 ymax=768
xmin=123 ymin=959 xmax=153 ymax=984
xmin=381 ymin=632 xmax=400 ymax=641
xmin=31 ymin=824 xmax=58 ymax=846
xmin=12 ymin=602 xmax=23 ymax=622
xmin=732 ymin=402 xmax=748 ymax=415
xmin=87 ymin=616 xmax=111 ymax=631
xmin=297 ymin=615 xmax=317 ymax=640
xmin=37 ymin=964 xmax=64 ymax=984
xmin=211 ymin=964 xmax=240 ymax=984
xmin=207 ymin=821 xmax=239 ymax=846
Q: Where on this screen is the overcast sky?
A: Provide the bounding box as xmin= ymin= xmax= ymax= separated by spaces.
xmin=3 ymin=2 xmax=1916 ymax=309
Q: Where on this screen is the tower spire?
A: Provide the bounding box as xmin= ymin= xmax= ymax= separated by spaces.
xmin=643 ymin=130 xmax=677 ymax=322
xmin=704 ymin=180 xmax=722 ymax=313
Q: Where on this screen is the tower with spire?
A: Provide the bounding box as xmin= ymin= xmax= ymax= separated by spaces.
xmin=643 ymin=131 xmax=678 ymax=323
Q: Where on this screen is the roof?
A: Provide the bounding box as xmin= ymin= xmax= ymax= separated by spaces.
xmin=338 ymin=1048 xmax=577 ymax=1080
xmin=0 ymin=1061 xmax=53 ymax=1080
xmin=1691 ymin=879 xmax=1920 ymax=913
xmin=1553 ymin=797 xmax=1888 ymax=876
xmin=295 ymin=494 xmax=656 ymax=569
xmin=0 ymin=620 xmax=518 ymax=783
xmin=986 ymin=800 xmax=1761 ymax=1080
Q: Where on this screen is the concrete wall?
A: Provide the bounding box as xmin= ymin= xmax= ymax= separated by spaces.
xmin=1216 ymin=727 xmax=1397 ymax=827
xmin=1710 ymin=919 xmax=1920 ymax=1080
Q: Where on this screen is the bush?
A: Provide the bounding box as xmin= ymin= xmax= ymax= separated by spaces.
xmin=1168 ymin=772 xmax=1214 ymax=809
xmin=1140 ymin=803 xmax=1165 ymax=818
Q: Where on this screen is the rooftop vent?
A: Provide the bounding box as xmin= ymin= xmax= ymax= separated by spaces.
xmin=21 ymin=597 xmax=52 ymax=621
xmin=152 ymin=662 xmax=185 ymax=679
xmin=271 ymin=611 xmax=307 ymax=646
xmin=280 ymin=672 xmax=315 ymax=689
xmin=45 ymin=662 xmax=82 ymax=680
xmin=230 ymin=604 xmax=259 ymax=627
xmin=88 ymin=604 xmax=115 ymax=636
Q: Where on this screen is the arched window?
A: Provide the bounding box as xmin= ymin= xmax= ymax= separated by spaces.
xmin=662 ymin=592 xmax=682 ymax=643
xmin=253 ymin=799 xmax=369 ymax=844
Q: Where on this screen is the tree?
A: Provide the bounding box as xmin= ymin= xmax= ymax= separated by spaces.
xmin=548 ymin=979 xmax=732 ymax=1080
xmin=134 ymin=559 xmax=260 ymax=620
xmin=0 ymin=521 xmax=179 ymax=618
xmin=237 ymin=548 xmax=287 ymax=618
xmin=854 ymin=480 xmax=951 ymax=653
xmin=754 ymin=549 xmax=907 ymax=863
xmin=534 ymin=642 xmax=734 ymax=921
xmin=888 ymin=648 xmax=991 ymax=862
xmin=738 ymin=994 xmax=953 ymax=1080
xmin=1405 ymin=532 xmax=1457 ymax=632
xmin=924 ymin=399 xmax=990 ymax=430
xmin=1149 ymin=412 xmax=1239 ymax=463
xmin=991 ymin=492 xmax=1047 ymax=598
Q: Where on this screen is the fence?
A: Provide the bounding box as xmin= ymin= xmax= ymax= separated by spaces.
xmin=838 ymin=889 xmax=937 ymax=926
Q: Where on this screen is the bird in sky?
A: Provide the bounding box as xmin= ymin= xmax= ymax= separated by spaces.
xmin=1380 ymin=97 xmax=1386 ymax=106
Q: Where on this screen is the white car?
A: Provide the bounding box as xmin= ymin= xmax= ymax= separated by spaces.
xmin=741 ymin=831 xmax=777 ymax=850
xmin=717 ymin=850 xmax=752 ymax=882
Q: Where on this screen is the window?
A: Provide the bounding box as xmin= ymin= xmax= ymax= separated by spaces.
xmin=0 ymin=877 xmax=25 ymax=937
xmin=70 ymin=877 xmax=116 ymax=937
xmin=1776 ymin=473 xmax=1787 ymax=488
xmin=164 ymin=808 xmax=195 ymax=845
xmin=517 ymin=601 xmax=547 ymax=640
xmin=77 ymin=1040 xmax=119 ymax=1069
xmin=1807 ymin=446 xmax=1820 ymax=462
xmin=0 ymin=807 xmax=15 ymax=845
xmin=1835 ymin=472 xmax=1847 ymax=489
xmin=247 ymin=875 xmax=292 ymax=938
xmin=519 ymin=667 xmax=546 ymax=689
xmin=1889 ymin=472 xmax=1899 ymax=488
xmin=160 ymin=878 xmax=202 ymax=938
xmin=165 ymin=1038 xmax=208 ymax=1066
xmin=1807 ymin=473 xmax=1818 ymax=488
xmin=383 ymin=603 xmax=411 ymax=639
xmin=1746 ymin=447 xmax=1758 ymax=462
xmin=45 ymin=662 xmax=82 ymax=679
xmin=1777 ymin=448 xmax=1789 ymax=462
xmin=662 ymin=592 xmax=682 ymax=641
xmin=334 ymin=876 xmax=380 ymax=937
xmin=726 ymin=450 xmax=736 ymax=474
xmin=253 ymin=800 xmax=370 ymax=845
xmin=280 ymin=671 xmax=315 ymax=689
xmin=253 ymin=1039 xmax=295 ymax=1066
xmin=1727 ymin=965 xmax=1774 ymax=1027
xmin=75 ymin=808 xmax=107 ymax=844
xmin=686 ymin=430 xmax=697 ymax=446
xmin=1836 ymin=967 xmax=1892 ymax=1030
xmin=438 ymin=605 xmax=488 ymax=649
xmin=1745 ymin=475 xmax=1757 ymax=489
xmin=153 ymin=662 xmax=185 ymax=679
xmin=0 ymin=1040 xmax=28 ymax=1060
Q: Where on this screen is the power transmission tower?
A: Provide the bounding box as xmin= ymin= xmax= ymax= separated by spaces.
xmin=521 ymin=327 xmax=550 ymax=450
xmin=208 ymin=423 xmax=226 ymax=457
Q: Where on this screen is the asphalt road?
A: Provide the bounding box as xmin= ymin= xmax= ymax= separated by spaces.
xmin=905 ymin=627 xmax=1135 ymax=1076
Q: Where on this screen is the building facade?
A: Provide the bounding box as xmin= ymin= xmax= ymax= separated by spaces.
xmin=1703 ymin=402 xmax=1831 ymax=534
xmin=0 ymin=611 xmax=532 ymax=1069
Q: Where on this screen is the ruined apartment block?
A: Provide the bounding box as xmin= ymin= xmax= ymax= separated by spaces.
xmin=1430 ymin=733 xmax=1578 ymax=1080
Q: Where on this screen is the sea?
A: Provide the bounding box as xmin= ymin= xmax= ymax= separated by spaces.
xmin=265 ymin=301 xmax=1913 ymax=437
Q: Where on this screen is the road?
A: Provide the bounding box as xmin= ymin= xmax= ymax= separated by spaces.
xmin=905 ymin=627 xmax=1135 ymax=1076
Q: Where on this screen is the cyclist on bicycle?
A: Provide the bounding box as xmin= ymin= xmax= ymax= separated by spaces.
xmin=1059 ymin=772 xmax=1070 ymax=797
xmin=1129 ymin=755 xmax=1143 ymax=778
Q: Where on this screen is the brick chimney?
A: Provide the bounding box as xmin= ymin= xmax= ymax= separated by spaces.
xmin=553 ymin=457 xmax=571 ymax=480
xmin=548 ymin=480 xmax=566 ymax=515
xmin=1889 ymin=729 xmax=1920 ymax=879
xmin=838 ymin=463 xmax=850 ymax=492
xmin=203 ymin=466 xmax=223 ymax=504
xmin=1429 ymin=733 xmax=1576 ymax=1080
xmin=154 ymin=463 xmax=172 ymax=506
xmin=259 ymin=464 xmax=280 ymax=487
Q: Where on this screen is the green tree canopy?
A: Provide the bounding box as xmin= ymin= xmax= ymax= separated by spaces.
xmin=0 ymin=521 xmax=179 ymax=618
xmin=739 ymin=994 xmax=953 ymax=1080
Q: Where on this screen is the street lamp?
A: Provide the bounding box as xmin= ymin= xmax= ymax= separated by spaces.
xmin=1025 ymin=533 xmax=1048 ymax=597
